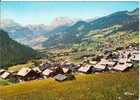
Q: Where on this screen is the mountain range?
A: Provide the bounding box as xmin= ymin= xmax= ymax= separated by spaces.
xmin=1 ymin=8 xmax=139 ymax=51
xmin=43 ymin=8 xmax=139 ymax=49
xmin=0 ymin=17 xmax=80 ymax=48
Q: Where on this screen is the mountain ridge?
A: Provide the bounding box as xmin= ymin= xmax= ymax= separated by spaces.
xmin=42 ymin=8 xmax=139 ymax=49
xmin=0 ymin=17 xmax=80 ymax=48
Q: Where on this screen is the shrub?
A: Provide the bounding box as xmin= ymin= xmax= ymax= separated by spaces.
xmin=92 ymin=55 xmax=103 ymax=61
xmin=8 ymin=77 xmax=19 ymax=83
xmin=132 ymin=64 xmax=139 ymax=69
xmin=115 ymin=47 xmax=124 ymax=50
xmin=66 ymin=74 xmax=75 ymax=80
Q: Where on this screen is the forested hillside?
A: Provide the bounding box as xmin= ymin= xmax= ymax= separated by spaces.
xmin=0 ymin=30 xmax=38 ymax=68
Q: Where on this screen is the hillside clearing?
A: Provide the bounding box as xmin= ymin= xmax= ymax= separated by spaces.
xmin=8 ymin=62 xmax=34 ymax=71
xmin=0 ymin=70 xmax=138 ymax=100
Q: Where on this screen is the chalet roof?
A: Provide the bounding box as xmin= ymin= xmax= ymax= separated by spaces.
xmin=118 ymin=58 xmax=127 ymax=64
xmin=126 ymin=59 xmax=132 ymax=63
xmin=65 ymin=63 xmax=75 ymax=67
xmin=78 ymin=64 xmax=92 ymax=72
xmin=62 ymin=67 xmax=70 ymax=73
xmin=0 ymin=69 xmax=6 ymax=74
xmin=125 ymin=63 xmax=133 ymax=67
xmin=42 ymin=69 xmax=53 ymax=76
xmin=53 ymin=74 xmax=67 ymax=81
xmin=132 ymin=50 xmax=139 ymax=54
xmin=94 ymin=64 xmax=106 ymax=69
xmin=108 ymin=52 xmax=120 ymax=59
xmin=76 ymin=63 xmax=83 ymax=67
xmin=130 ymin=54 xmax=139 ymax=61
xmin=50 ymin=67 xmax=59 ymax=70
xmin=32 ymin=67 xmax=41 ymax=73
xmin=99 ymin=59 xmax=109 ymax=65
xmin=107 ymin=61 xmax=116 ymax=66
xmin=39 ymin=62 xmax=51 ymax=67
xmin=9 ymin=70 xmax=16 ymax=73
xmin=89 ymin=61 xmax=97 ymax=65
xmin=17 ymin=68 xmax=32 ymax=77
xmin=0 ymin=72 xmax=10 ymax=79
xmin=113 ymin=64 xmax=130 ymax=71
xmin=39 ymin=62 xmax=46 ymax=66
xmin=68 ymin=64 xmax=80 ymax=71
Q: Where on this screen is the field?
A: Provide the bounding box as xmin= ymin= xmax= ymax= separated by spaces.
xmin=8 ymin=59 xmax=39 ymax=71
xmin=0 ymin=80 xmax=11 ymax=86
xmin=0 ymin=70 xmax=138 ymax=100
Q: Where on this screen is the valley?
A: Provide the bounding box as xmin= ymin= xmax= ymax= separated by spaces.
xmin=0 ymin=6 xmax=139 ymax=100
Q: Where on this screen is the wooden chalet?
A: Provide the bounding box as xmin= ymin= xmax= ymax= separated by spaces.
xmin=17 ymin=68 xmax=40 ymax=81
xmin=93 ymin=61 xmax=107 ymax=72
xmin=62 ymin=67 xmax=71 ymax=74
xmin=0 ymin=69 xmax=6 ymax=75
xmin=32 ymin=67 xmax=42 ymax=74
xmin=113 ymin=63 xmax=132 ymax=72
xmin=89 ymin=61 xmax=97 ymax=65
xmin=42 ymin=69 xmax=54 ymax=78
xmin=0 ymin=71 xmax=11 ymax=79
xmin=78 ymin=64 xmax=93 ymax=74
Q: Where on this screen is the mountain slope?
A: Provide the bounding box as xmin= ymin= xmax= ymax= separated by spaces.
xmin=89 ymin=9 xmax=138 ymax=30
xmin=0 ymin=17 xmax=79 ymax=48
xmin=0 ymin=30 xmax=38 ymax=68
xmin=43 ymin=8 xmax=139 ymax=49
xmin=0 ymin=20 xmax=47 ymax=47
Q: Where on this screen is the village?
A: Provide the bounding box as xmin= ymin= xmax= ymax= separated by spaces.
xmin=0 ymin=46 xmax=139 ymax=83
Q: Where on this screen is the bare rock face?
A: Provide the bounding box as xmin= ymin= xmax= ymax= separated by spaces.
xmin=51 ymin=17 xmax=80 ymax=28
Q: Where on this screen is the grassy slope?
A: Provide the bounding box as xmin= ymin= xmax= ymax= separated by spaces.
xmin=8 ymin=61 xmax=34 ymax=71
xmin=0 ymin=70 xmax=138 ymax=100
xmin=8 ymin=59 xmax=44 ymax=71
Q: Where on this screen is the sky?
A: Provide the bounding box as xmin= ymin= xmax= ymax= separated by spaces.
xmin=0 ymin=1 xmax=139 ymax=25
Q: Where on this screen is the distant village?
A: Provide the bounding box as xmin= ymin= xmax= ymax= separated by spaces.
xmin=0 ymin=46 xmax=139 ymax=83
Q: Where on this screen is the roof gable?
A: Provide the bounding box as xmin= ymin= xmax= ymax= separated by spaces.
xmin=17 ymin=68 xmax=32 ymax=76
xmin=78 ymin=64 xmax=92 ymax=72
xmin=42 ymin=69 xmax=53 ymax=76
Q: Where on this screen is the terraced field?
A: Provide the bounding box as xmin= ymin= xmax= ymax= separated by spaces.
xmin=0 ymin=70 xmax=138 ymax=100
